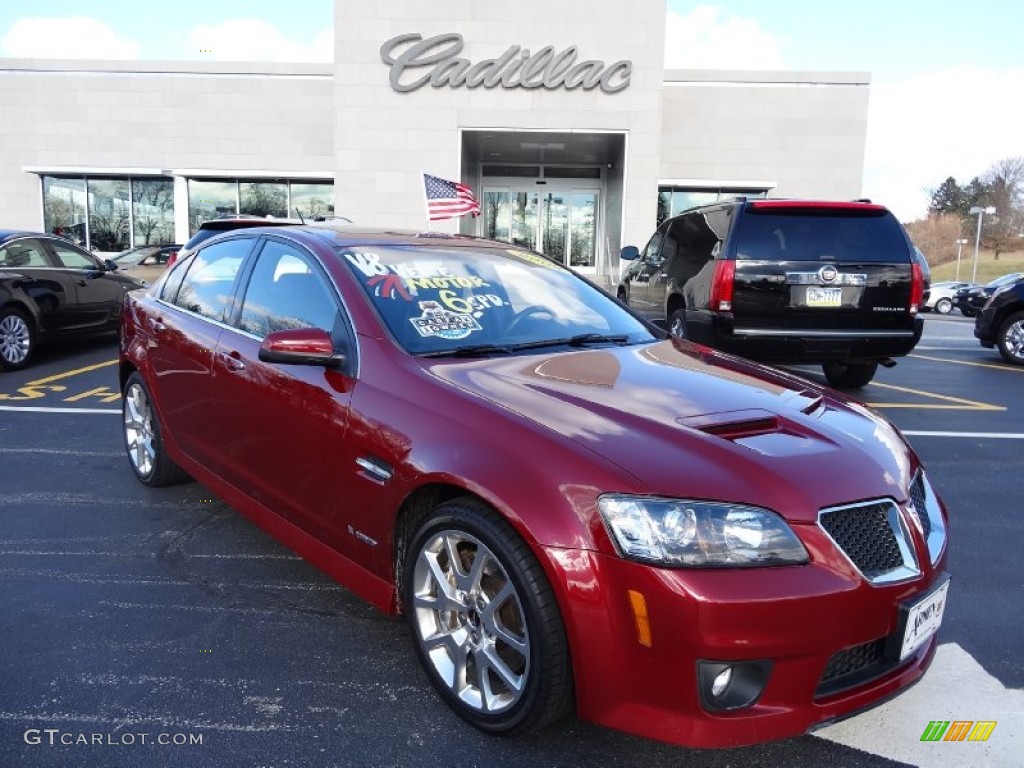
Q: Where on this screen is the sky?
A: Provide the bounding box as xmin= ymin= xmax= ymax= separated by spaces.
xmin=1 ymin=1 xmax=1021 ymax=221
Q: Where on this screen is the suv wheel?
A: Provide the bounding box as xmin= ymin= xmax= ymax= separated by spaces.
xmin=996 ymin=310 xmax=1024 ymax=366
xmin=668 ymin=308 xmax=687 ymax=339
xmin=822 ymin=361 xmax=878 ymax=388
xmin=934 ymin=297 xmax=952 ymax=314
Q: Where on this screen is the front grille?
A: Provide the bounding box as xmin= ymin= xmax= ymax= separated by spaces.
xmin=816 ymin=639 xmax=888 ymax=698
xmin=819 ymin=501 xmax=907 ymax=580
xmin=909 ymin=473 xmax=931 ymax=539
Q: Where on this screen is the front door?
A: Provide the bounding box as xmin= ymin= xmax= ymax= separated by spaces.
xmin=482 ymin=185 xmax=600 ymax=273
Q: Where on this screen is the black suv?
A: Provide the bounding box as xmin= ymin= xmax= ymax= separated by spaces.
xmin=975 ymin=275 xmax=1024 ymax=365
xmin=618 ymin=199 xmax=925 ymax=387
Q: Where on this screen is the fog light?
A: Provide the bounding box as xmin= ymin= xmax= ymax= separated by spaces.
xmin=711 ymin=667 xmax=732 ymax=697
xmin=697 ymin=660 xmax=772 ymax=711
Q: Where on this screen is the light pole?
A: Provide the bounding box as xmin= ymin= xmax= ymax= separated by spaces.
xmin=954 ymin=238 xmax=968 ymax=281
xmin=969 ymin=206 xmax=996 ymax=284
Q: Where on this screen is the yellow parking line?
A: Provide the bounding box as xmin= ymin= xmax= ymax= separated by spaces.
xmin=24 ymin=359 xmax=118 ymax=386
xmin=867 ymin=382 xmax=1004 ymax=411
xmin=909 ymin=353 xmax=1024 ymax=373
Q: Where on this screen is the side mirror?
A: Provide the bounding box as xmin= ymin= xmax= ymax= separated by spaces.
xmin=103 ymin=259 xmax=119 ymax=271
xmin=619 ymin=245 xmax=640 ymax=261
xmin=258 ymin=328 xmax=344 ymax=368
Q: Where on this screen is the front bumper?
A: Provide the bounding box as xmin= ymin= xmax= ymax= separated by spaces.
xmin=542 ymin=540 xmax=946 ymax=748
xmin=974 ymin=308 xmax=998 ymax=347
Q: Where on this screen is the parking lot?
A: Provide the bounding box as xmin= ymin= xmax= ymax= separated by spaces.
xmin=1 ymin=313 xmax=1021 ymax=768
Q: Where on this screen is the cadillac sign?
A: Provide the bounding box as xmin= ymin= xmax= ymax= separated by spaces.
xmin=380 ymin=33 xmax=632 ymax=94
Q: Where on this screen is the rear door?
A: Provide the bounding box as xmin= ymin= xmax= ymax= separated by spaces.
xmin=145 ymin=236 xmax=253 ymax=468
xmin=729 ymin=202 xmax=915 ymax=333
xmin=45 ymin=238 xmax=124 ymax=330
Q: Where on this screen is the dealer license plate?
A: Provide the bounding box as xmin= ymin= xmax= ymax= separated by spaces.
xmin=900 ymin=579 xmax=950 ymax=661
xmin=806 ymin=286 xmax=842 ymax=307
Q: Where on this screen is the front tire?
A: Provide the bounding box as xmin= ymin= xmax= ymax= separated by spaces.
xmin=122 ymin=372 xmax=190 ymax=486
xmin=823 ymin=360 xmax=879 ymax=388
xmin=934 ymin=297 xmax=953 ymax=314
xmin=0 ymin=307 xmax=35 ymax=371
xmin=404 ymin=499 xmax=572 ymax=735
xmin=997 ymin=311 xmax=1024 ymax=365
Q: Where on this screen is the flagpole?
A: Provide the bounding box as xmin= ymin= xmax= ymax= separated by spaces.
xmin=420 ymin=169 xmax=431 ymax=227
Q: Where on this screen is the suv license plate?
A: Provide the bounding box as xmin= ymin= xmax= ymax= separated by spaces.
xmin=900 ymin=578 xmax=950 ymax=661
xmin=806 ymin=287 xmax=842 ymax=307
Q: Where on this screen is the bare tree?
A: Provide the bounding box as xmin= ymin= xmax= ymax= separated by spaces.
xmin=980 ymin=156 xmax=1024 ymax=259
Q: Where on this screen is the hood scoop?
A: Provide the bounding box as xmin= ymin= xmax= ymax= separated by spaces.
xmin=678 ymin=410 xmax=782 ymax=440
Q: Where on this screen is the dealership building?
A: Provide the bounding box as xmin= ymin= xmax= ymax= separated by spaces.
xmin=0 ymin=0 xmax=870 ymax=279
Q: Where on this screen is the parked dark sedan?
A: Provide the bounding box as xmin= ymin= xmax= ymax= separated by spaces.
xmin=953 ymin=272 xmax=1024 ymax=317
xmin=0 ymin=230 xmax=146 ymax=370
xmin=120 ymin=224 xmax=949 ymax=748
xmin=975 ymin=274 xmax=1024 ymax=365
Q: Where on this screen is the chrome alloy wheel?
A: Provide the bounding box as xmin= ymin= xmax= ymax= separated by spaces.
xmin=1004 ymin=318 xmax=1024 ymax=363
xmin=411 ymin=530 xmax=530 ymax=714
xmin=123 ymin=382 xmax=156 ymax=478
xmin=0 ymin=313 xmax=30 ymax=365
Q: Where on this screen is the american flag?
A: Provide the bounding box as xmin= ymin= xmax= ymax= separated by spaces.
xmin=423 ymin=173 xmax=481 ymax=221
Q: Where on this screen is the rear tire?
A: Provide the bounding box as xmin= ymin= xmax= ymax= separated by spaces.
xmin=122 ymin=372 xmax=191 ymax=486
xmin=960 ymin=307 xmax=976 ymax=318
xmin=934 ymin=297 xmax=952 ymax=314
xmin=823 ymin=360 xmax=879 ymax=388
xmin=404 ymin=498 xmax=573 ymax=735
xmin=996 ymin=310 xmax=1024 ymax=366
xmin=0 ymin=306 xmax=35 ymax=371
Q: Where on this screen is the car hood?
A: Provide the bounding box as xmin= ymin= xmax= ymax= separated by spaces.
xmin=424 ymin=340 xmax=913 ymax=523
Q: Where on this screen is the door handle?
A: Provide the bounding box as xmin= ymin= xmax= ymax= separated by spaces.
xmin=219 ymin=350 xmax=246 ymax=372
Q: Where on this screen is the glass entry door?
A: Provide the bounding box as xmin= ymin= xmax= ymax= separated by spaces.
xmin=483 ymin=186 xmax=600 ymax=272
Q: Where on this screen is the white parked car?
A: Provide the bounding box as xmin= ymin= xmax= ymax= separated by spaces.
xmin=926 ymin=281 xmax=975 ymax=314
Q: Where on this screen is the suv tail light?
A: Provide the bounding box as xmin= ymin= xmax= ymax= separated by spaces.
xmin=909 ymin=262 xmax=924 ymax=314
xmin=167 ymin=250 xmax=179 ymax=267
xmin=710 ymin=260 xmax=736 ymax=311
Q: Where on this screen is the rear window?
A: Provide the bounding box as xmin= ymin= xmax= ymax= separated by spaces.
xmin=734 ymin=209 xmax=909 ymax=263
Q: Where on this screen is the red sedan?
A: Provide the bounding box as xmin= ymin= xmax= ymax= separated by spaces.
xmin=119 ymin=225 xmax=949 ymax=748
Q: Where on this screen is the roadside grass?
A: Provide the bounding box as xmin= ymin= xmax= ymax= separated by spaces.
xmin=930 ymin=250 xmax=1024 ymax=284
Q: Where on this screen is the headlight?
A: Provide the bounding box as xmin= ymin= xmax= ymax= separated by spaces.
xmin=598 ymin=495 xmax=809 ymax=568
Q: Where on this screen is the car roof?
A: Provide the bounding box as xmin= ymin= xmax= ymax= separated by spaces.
xmin=0 ymin=229 xmax=49 ymax=243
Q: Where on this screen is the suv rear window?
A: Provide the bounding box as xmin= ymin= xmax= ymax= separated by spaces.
xmin=734 ymin=209 xmax=909 ymax=263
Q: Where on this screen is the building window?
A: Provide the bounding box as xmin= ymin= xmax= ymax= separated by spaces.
xmin=657 ymin=186 xmax=769 ymax=225
xmin=291 ymin=183 xmax=334 ymax=219
xmin=42 ymin=176 xmax=87 ymax=247
xmin=42 ymin=174 xmax=177 ymax=252
xmin=132 ymin=179 xmax=175 ymax=245
xmin=87 ymin=178 xmax=131 ymax=252
xmin=188 ymin=180 xmax=238 ymax=234
xmin=240 ymin=182 xmax=287 ymax=218
xmin=188 ymin=179 xmax=336 ymax=233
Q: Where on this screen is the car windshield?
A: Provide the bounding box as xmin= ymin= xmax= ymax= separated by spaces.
xmin=338 ymin=244 xmax=657 ymax=355
xmin=987 ymin=273 xmax=1023 ymax=288
xmin=735 ymin=210 xmax=908 ymax=262
xmin=113 ymin=247 xmax=155 ymax=266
